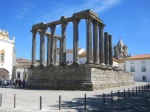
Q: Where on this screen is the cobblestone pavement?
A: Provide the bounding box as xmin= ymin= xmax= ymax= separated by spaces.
xmin=0 ymin=82 xmax=149 ymax=112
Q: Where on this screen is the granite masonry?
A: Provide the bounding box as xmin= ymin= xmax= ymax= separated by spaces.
xmin=26 ymin=9 xmax=134 ymax=90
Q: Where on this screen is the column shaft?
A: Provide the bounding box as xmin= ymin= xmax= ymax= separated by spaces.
xmin=99 ymin=24 xmax=105 ymax=65
xmin=50 ymin=25 xmax=56 ymax=65
xmin=31 ymin=30 xmax=37 ymax=67
xmin=109 ymin=35 xmax=113 ymax=66
xmin=93 ymin=20 xmax=99 ymax=65
xmin=40 ymin=27 xmax=47 ymax=66
xmin=46 ymin=34 xmax=51 ymax=66
xmin=104 ymin=32 xmax=109 ymax=66
xmin=86 ymin=17 xmax=93 ymax=64
xmin=73 ymin=18 xmax=80 ymax=64
xmin=54 ymin=37 xmax=57 ymax=66
xmin=60 ymin=22 xmax=68 ymax=65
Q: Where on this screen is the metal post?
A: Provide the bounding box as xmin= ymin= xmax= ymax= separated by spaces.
xmin=59 ymin=95 xmax=61 ymax=110
xmin=0 ymin=93 xmax=2 ymax=106
xmin=132 ymin=88 xmax=134 ymax=96
xmin=142 ymin=86 xmax=143 ymax=93
xmin=118 ymin=90 xmax=120 ymax=102
xmin=40 ymin=96 xmax=42 ymax=110
xmin=111 ymin=91 xmax=113 ymax=104
xmin=85 ymin=94 xmax=86 ymax=109
xmin=128 ymin=88 xmax=130 ymax=98
xmin=136 ymin=87 xmax=137 ymax=95
xmin=103 ymin=93 xmax=105 ymax=107
xmin=124 ymin=89 xmax=125 ymax=100
xmin=139 ymin=86 xmax=140 ymax=94
xmin=14 ymin=94 xmax=16 ymax=108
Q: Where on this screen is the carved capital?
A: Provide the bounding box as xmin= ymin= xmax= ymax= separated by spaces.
xmin=92 ymin=19 xmax=98 ymax=26
xmin=98 ymin=23 xmax=105 ymax=29
xmin=50 ymin=24 xmax=56 ymax=33
xmin=61 ymin=22 xmax=68 ymax=29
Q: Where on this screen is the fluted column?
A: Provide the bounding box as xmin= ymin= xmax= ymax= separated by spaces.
xmin=73 ymin=18 xmax=80 ymax=65
xmin=31 ymin=29 xmax=37 ymax=67
xmin=54 ymin=37 xmax=57 ymax=66
xmin=50 ymin=25 xmax=56 ymax=65
xmin=109 ymin=35 xmax=113 ymax=66
xmin=99 ymin=23 xmax=105 ymax=65
xmin=104 ymin=32 xmax=109 ymax=66
xmin=60 ymin=22 xmax=68 ymax=65
xmin=46 ymin=33 xmax=51 ymax=66
xmin=39 ymin=27 xmax=47 ymax=66
xmin=93 ymin=19 xmax=99 ymax=65
xmin=86 ymin=16 xmax=93 ymax=64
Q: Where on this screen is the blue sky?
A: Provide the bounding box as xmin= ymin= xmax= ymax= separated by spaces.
xmin=0 ymin=0 xmax=150 ymax=60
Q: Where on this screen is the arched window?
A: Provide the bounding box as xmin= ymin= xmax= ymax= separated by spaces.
xmin=0 ymin=49 xmax=5 ymax=63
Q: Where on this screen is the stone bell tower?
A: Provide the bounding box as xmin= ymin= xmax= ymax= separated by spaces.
xmin=114 ymin=38 xmax=128 ymax=60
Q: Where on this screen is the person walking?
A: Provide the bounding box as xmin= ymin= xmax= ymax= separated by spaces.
xmin=4 ymin=80 xmax=7 ymax=88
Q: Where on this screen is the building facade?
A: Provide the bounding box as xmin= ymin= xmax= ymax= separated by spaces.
xmin=125 ymin=54 xmax=150 ymax=82
xmin=0 ymin=29 xmax=15 ymax=80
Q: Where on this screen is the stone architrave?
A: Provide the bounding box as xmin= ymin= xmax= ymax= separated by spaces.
xmin=40 ymin=27 xmax=47 ymax=66
xmin=109 ymin=35 xmax=113 ymax=66
xmin=46 ymin=33 xmax=51 ymax=66
xmin=93 ymin=19 xmax=99 ymax=65
xmin=50 ymin=25 xmax=56 ymax=65
xmin=99 ymin=23 xmax=105 ymax=66
xmin=60 ymin=21 xmax=68 ymax=65
xmin=31 ymin=29 xmax=37 ymax=67
xmin=104 ymin=32 xmax=109 ymax=66
xmin=86 ymin=16 xmax=93 ymax=64
xmin=73 ymin=18 xmax=80 ymax=65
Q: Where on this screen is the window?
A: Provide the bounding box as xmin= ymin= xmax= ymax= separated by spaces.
xmin=17 ymin=72 xmax=20 ymax=79
xmin=130 ymin=66 xmax=135 ymax=72
xmin=142 ymin=76 xmax=146 ymax=81
xmin=130 ymin=61 xmax=134 ymax=64
xmin=141 ymin=66 xmax=146 ymax=72
xmin=141 ymin=60 xmax=146 ymax=64
xmin=0 ymin=53 xmax=5 ymax=63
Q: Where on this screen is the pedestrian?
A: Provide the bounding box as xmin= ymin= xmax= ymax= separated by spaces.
xmin=23 ymin=79 xmax=25 ymax=88
xmin=4 ymin=80 xmax=7 ymax=88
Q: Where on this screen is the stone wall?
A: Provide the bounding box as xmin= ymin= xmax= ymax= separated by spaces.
xmin=26 ymin=65 xmax=134 ymax=90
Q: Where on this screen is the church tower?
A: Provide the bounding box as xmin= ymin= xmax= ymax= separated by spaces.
xmin=114 ymin=38 xmax=129 ymax=60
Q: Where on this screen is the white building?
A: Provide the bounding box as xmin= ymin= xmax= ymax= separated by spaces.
xmin=124 ymin=54 xmax=150 ymax=82
xmin=0 ymin=29 xmax=15 ymax=80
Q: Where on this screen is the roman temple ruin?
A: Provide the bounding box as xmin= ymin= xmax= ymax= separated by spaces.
xmin=26 ymin=9 xmax=134 ymax=90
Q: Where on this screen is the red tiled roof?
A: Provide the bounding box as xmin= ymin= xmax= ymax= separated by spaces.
xmin=126 ymin=54 xmax=150 ymax=60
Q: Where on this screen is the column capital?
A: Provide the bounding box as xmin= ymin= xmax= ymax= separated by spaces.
xmin=50 ymin=24 xmax=56 ymax=32
xmin=98 ymin=23 xmax=105 ymax=29
xmin=31 ymin=29 xmax=37 ymax=34
xmin=92 ymin=19 xmax=98 ymax=25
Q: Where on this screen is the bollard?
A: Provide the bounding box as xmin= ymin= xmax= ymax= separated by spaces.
xmin=40 ymin=96 xmax=42 ymax=110
xmin=111 ymin=91 xmax=113 ymax=104
xmin=103 ymin=93 xmax=105 ymax=107
xmin=14 ymin=94 xmax=16 ymax=108
xmin=128 ymin=89 xmax=130 ymax=98
xmin=118 ymin=90 xmax=120 ymax=102
xmin=59 ymin=95 xmax=61 ymax=110
xmin=0 ymin=93 xmax=2 ymax=107
xmin=136 ymin=87 xmax=137 ymax=95
xmin=85 ymin=94 xmax=86 ymax=109
xmin=139 ymin=86 xmax=140 ymax=94
xmin=142 ymin=86 xmax=144 ymax=93
xmin=132 ymin=88 xmax=134 ymax=96
xmin=124 ymin=89 xmax=125 ymax=100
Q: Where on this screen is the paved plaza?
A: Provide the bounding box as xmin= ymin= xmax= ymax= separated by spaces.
xmin=0 ymin=82 xmax=150 ymax=112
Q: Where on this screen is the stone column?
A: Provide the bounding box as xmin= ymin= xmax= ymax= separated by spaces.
xmin=54 ymin=36 xmax=57 ymax=66
xmin=31 ymin=29 xmax=37 ymax=67
xmin=50 ymin=25 xmax=56 ymax=65
xmin=104 ymin=32 xmax=109 ymax=66
xmin=58 ymin=38 xmax=61 ymax=65
xmin=93 ymin=19 xmax=99 ymax=65
xmin=109 ymin=35 xmax=113 ymax=66
xmin=39 ymin=27 xmax=47 ymax=66
xmin=99 ymin=23 xmax=105 ymax=65
xmin=73 ymin=18 xmax=80 ymax=65
xmin=46 ymin=33 xmax=51 ymax=66
xmin=86 ymin=16 xmax=93 ymax=64
xmin=60 ymin=22 xmax=68 ymax=65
